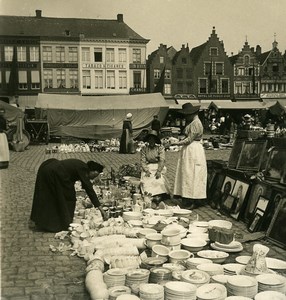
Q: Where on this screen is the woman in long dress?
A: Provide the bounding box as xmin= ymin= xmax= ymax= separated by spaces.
xmin=0 ymin=108 xmax=9 ymax=169
xmin=140 ymin=130 xmax=170 ymax=199
xmin=173 ymin=103 xmax=207 ymax=209
xmin=119 ymin=113 xmax=134 ymax=154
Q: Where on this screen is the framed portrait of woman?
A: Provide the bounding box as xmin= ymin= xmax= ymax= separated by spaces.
xmin=266 ymin=197 xmax=286 ymax=249
xmin=236 ymin=140 xmax=267 ymax=171
xmin=230 ymin=180 xmax=250 ymax=220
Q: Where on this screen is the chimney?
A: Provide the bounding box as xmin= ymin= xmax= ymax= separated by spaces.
xmin=35 ymin=10 xmax=42 ymax=18
xmin=256 ymin=45 xmax=261 ymax=56
xmin=182 ymin=44 xmax=185 ymax=49
xmin=117 ymin=14 xmax=123 ymax=23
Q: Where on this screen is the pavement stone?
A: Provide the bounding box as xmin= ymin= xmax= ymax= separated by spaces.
xmin=1 ymin=144 xmax=286 ymax=299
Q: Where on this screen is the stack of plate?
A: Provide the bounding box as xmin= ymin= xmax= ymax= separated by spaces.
xmin=122 ymin=211 xmax=142 ymax=222
xmin=211 ymin=241 xmax=243 ymax=253
xmin=164 ymin=281 xmax=197 ymax=300
xmin=125 ymin=269 xmax=150 ymax=288
xmin=211 ymin=274 xmax=231 ymax=285
xmin=139 ymin=283 xmax=164 ymax=300
xmin=223 ymin=264 xmax=244 ymax=276
xmin=227 ymin=275 xmax=258 ymax=298
xmin=149 ymin=267 xmax=172 ymax=283
xmin=141 ymin=257 xmax=168 ymax=270
xmin=225 ymin=296 xmax=252 ymax=300
xmin=162 ymin=263 xmax=186 ymax=272
xmin=181 ymin=269 xmax=210 ymax=287
xmin=197 ymin=263 xmax=224 ymax=276
xmin=108 ymin=286 xmax=131 ymax=300
xmin=256 ymin=274 xmax=286 ymax=294
xmin=171 ymin=270 xmax=184 ymax=281
xmin=196 ymin=283 xmax=227 ymax=300
xmin=186 ymin=258 xmax=213 ymax=269
xmin=103 ymin=268 xmax=126 ymax=288
xmin=254 ymin=291 xmax=286 ymax=300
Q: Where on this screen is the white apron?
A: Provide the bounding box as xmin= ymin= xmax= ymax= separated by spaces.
xmin=141 ymin=163 xmax=170 ymax=196
xmin=173 ymin=141 xmax=207 ymax=199
xmin=0 ymin=133 xmax=9 ymax=169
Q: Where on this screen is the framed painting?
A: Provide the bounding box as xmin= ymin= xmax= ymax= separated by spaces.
xmin=221 ymin=176 xmax=235 ymax=194
xmin=230 ymin=180 xmax=250 ymax=220
xmin=255 ymin=196 xmax=270 ymax=213
xmin=228 ymin=139 xmax=244 ymax=169
xmin=248 ymin=208 xmax=264 ymax=233
xmin=266 ymin=197 xmax=286 ymax=249
xmin=265 ymin=148 xmax=286 ymax=182
xmin=222 ymin=194 xmax=236 ymax=212
xmin=236 ymin=140 xmax=267 ymax=171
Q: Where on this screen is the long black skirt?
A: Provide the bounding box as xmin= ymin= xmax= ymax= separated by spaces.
xmin=30 ymin=159 xmax=76 ymax=232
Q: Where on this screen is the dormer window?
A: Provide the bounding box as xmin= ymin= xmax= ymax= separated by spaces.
xmin=160 ymin=56 xmax=164 ymax=64
xmin=209 ymin=47 xmax=218 ymax=56
xmin=244 ymin=55 xmax=250 ymax=65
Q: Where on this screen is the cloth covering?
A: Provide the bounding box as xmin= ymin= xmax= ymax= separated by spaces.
xmin=173 ymin=116 xmax=207 ymax=199
xmin=30 ymin=158 xmax=101 ymax=232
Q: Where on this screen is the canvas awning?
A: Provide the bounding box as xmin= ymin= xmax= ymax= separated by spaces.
xmin=209 ymin=100 xmax=268 ymax=110
xmin=268 ymin=100 xmax=286 ymax=115
xmin=35 ymin=93 xmax=169 ymax=139
xmin=0 ymin=100 xmax=24 ymax=123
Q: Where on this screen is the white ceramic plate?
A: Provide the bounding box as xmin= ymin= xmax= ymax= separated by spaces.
xmin=211 ymin=242 xmax=243 ymax=253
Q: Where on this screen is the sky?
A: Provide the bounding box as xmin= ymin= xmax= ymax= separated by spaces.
xmin=0 ymin=0 xmax=286 ymax=56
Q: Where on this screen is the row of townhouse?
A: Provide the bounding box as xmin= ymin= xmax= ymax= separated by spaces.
xmin=0 ymin=10 xmax=149 ymax=105
xmin=146 ymin=27 xmax=286 ymax=102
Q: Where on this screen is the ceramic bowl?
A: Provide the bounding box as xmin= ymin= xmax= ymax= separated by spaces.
xmin=168 ymin=249 xmax=192 ymax=264
xmin=197 ymin=250 xmax=229 ymax=264
xmin=145 ymin=233 xmax=162 ymax=248
xmin=152 ymin=244 xmax=170 ymax=258
xmin=181 ymin=238 xmax=207 ymax=252
xmin=197 ymin=263 xmax=224 ymax=276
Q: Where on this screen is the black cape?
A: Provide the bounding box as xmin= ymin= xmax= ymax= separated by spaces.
xmin=30 ymin=158 xmax=100 ymax=232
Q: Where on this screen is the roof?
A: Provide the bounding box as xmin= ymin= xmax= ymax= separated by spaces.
xmin=0 ymin=15 xmax=148 ymax=42
xmin=209 ymin=100 xmax=268 ymax=110
xmin=229 ymin=54 xmax=239 ymax=65
xmin=36 ymin=93 xmax=168 ymax=110
xmin=257 ymin=51 xmax=271 ymax=64
xmin=190 ymin=42 xmax=207 ymax=64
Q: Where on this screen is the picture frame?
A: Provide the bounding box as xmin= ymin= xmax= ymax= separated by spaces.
xmin=229 ymin=180 xmax=250 ymax=220
xmin=222 ymin=194 xmax=236 ymax=211
xmin=266 ymin=197 xmax=286 ymax=249
xmin=248 ymin=208 xmax=264 ymax=233
xmin=255 ymin=195 xmax=270 ymax=213
xmin=228 ymin=139 xmax=244 ymax=169
xmin=236 ymin=140 xmax=267 ymax=171
xmin=265 ymin=148 xmax=286 ymax=182
xmin=221 ymin=176 xmax=235 ymax=194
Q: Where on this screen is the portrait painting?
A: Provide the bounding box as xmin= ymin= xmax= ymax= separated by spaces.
xmin=230 ymin=180 xmax=250 ymax=220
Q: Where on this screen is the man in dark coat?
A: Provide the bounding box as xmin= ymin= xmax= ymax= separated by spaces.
xmin=30 ymin=158 xmax=106 ymax=232
xmin=151 ymin=115 xmax=161 ymax=135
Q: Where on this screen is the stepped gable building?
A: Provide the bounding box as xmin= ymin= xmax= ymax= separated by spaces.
xmin=258 ymin=38 xmax=286 ymax=101
xmin=190 ymin=27 xmax=233 ymax=100
xmin=146 ymin=44 xmax=176 ymax=95
xmin=172 ymin=44 xmax=194 ymax=96
xmin=230 ymin=41 xmax=260 ymax=100
xmin=0 ymin=10 xmax=149 ymax=106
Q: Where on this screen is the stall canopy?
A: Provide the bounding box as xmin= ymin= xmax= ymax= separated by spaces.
xmin=209 ymin=100 xmax=268 ymax=110
xmin=268 ymin=100 xmax=286 ymax=116
xmin=0 ymin=100 xmax=24 ymax=123
xmin=35 ymin=93 xmax=169 ymax=139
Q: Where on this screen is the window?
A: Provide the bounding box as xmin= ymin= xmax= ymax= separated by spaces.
xmin=43 ymin=46 xmax=52 ymax=62
xmin=199 ymin=79 xmax=207 ymax=93
xmin=160 ymin=56 xmax=164 ymax=64
xmin=56 ymin=69 xmax=66 ymax=88
xmin=235 ymin=83 xmax=242 ymax=94
xmin=56 ymin=47 xmax=65 ymax=62
xmin=182 ymin=57 xmax=187 ymax=64
xmin=210 ymin=47 xmax=218 ymax=56
xmin=43 ymin=69 xmax=53 ymax=88
xmin=204 ymin=62 xmax=212 ymax=75
xmin=244 ymin=55 xmax=250 ymax=65
xmin=238 ymin=68 xmax=245 ymax=76
xmin=69 ymin=70 xmax=78 ymax=88
xmin=177 ymin=82 xmax=184 ymax=93
xmin=18 ymin=70 xmax=27 ymax=89
xmin=82 ymin=70 xmax=91 ymax=89
xmin=215 ymin=63 xmax=223 ymax=75
xmin=119 ymin=48 xmax=127 ymax=62
xmin=164 ymin=83 xmax=171 ymax=94
xmin=177 ymin=68 xmax=183 ymax=79
xmin=68 ymin=47 xmax=78 ymax=62
xmin=210 ymin=79 xmax=217 ymax=93
xmin=30 ymin=47 xmax=39 ymax=62
xmin=94 ymin=48 xmax=102 ymax=62
xmin=94 ymin=70 xmax=103 ymax=89
xmin=119 ymin=71 xmax=127 ymax=89
xmin=132 ymin=49 xmax=141 ymax=63
xmin=107 ymin=70 xmax=115 ymax=89
xmin=82 ymin=47 xmax=90 ymax=62
xmin=154 ymin=69 xmax=160 ymax=79
xmin=17 ymin=47 xmax=26 ymax=62
xmin=133 ymin=71 xmax=141 ymax=88
xmin=272 ymin=64 xmax=279 ymax=72
xmin=165 ymin=69 xmax=171 ymax=79
xmin=248 ymin=67 xmax=254 ymax=76
xmin=106 ymin=48 xmax=115 ymax=63
xmin=5 ymin=71 xmax=10 ymax=84
xmin=243 ymin=82 xmax=250 ymax=94
xmin=186 ymin=68 xmax=192 ymax=79
xmin=221 ymin=79 xmax=229 ymax=93
xmin=31 ymin=70 xmax=40 ymax=89
xmin=4 ymin=46 xmax=13 ymax=61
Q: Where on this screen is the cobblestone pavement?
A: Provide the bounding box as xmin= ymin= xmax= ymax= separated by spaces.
xmin=1 ymin=145 xmax=286 ymax=299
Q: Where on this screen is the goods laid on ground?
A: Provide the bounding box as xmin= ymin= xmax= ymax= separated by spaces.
xmin=51 ymin=177 xmax=286 ymax=300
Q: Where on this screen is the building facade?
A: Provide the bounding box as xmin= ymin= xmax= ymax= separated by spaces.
xmin=0 ymin=11 xmax=148 ymax=106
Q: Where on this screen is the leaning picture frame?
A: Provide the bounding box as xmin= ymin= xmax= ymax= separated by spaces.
xmin=236 ymin=140 xmax=267 ymax=171
xmin=265 ymin=148 xmax=286 ymax=182
xmin=228 ymin=139 xmax=244 ymax=169
xmin=230 ymin=180 xmax=250 ymax=220
xmin=255 ymin=195 xmax=270 ymax=213
xmin=266 ymin=197 xmax=286 ymax=249
xmin=248 ymin=208 xmax=264 ymax=233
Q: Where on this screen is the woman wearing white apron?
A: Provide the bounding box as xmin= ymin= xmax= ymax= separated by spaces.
xmin=140 ymin=130 xmax=171 ymax=199
xmin=0 ymin=108 xmax=9 ymax=169
xmin=173 ymin=103 xmax=207 ymax=209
